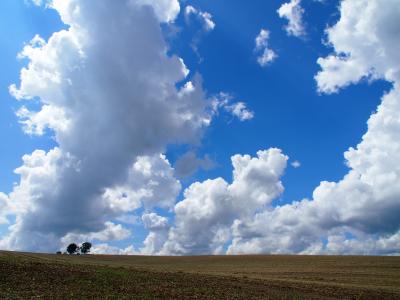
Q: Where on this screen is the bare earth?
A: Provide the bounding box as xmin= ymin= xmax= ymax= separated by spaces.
xmin=1 ymin=251 xmax=399 ymax=299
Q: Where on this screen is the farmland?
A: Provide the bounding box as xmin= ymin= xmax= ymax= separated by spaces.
xmin=1 ymin=251 xmax=400 ymax=299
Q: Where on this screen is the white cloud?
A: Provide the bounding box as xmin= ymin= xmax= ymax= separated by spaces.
xmin=291 ymin=160 xmax=301 ymax=168
xmin=162 ymin=149 xmax=288 ymax=255
xmin=141 ymin=213 xmax=169 ymax=254
xmin=185 ymin=5 xmax=215 ymax=32
xmin=315 ymin=0 xmax=400 ymax=94
xmin=212 ymin=92 xmax=254 ymax=121
xmin=16 ymin=105 xmax=69 ymax=135
xmin=132 ymin=0 xmax=180 ymax=23
xmin=104 ymin=154 xmax=181 ymax=213
xmin=254 ymin=29 xmax=277 ymax=67
xmin=324 ymin=232 xmax=400 ymax=255
xmin=225 ymin=102 xmax=255 ymax=121
xmin=61 ymin=222 xmax=131 ymax=247
xmin=277 ymin=0 xmax=306 ymax=38
xmin=3 ymin=0 xmax=211 ymax=252
xmin=142 ymin=213 xmax=169 ymax=231
xmin=0 ymin=193 xmax=10 ymax=224
xmin=91 ymin=243 xmax=137 ymax=255
xmin=87 ymin=213 xmax=169 ymax=255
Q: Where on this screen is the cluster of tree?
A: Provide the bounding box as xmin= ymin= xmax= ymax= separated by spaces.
xmin=61 ymin=242 xmax=92 ymax=255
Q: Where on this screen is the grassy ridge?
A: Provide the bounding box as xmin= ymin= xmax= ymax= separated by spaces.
xmin=1 ymin=251 xmax=400 ymax=299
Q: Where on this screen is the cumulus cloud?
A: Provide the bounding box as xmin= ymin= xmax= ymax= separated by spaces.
xmin=228 ymin=0 xmax=400 ymax=255
xmin=3 ymin=0 xmax=212 ymax=252
xmin=254 ymin=29 xmax=277 ymax=67
xmin=162 ymin=149 xmax=288 ymax=255
xmin=16 ymin=105 xmax=69 ymax=136
xmin=140 ymin=213 xmax=170 ymax=254
xmin=103 ymin=154 xmax=181 ymax=213
xmin=315 ymin=0 xmax=400 ymax=94
xmin=277 ymin=0 xmax=306 ymax=38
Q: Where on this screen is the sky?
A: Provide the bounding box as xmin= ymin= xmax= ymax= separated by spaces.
xmin=0 ymin=0 xmax=399 ymax=255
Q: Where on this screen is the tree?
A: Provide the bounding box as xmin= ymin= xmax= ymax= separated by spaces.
xmin=66 ymin=243 xmax=78 ymax=255
xmin=80 ymin=242 xmax=92 ymax=254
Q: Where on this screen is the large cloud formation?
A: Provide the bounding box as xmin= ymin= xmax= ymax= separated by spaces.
xmin=228 ymin=0 xmax=400 ymax=255
xmin=161 ymin=149 xmax=288 ymax=255
xmin=2 ymin=0 xmax=212 ymax=252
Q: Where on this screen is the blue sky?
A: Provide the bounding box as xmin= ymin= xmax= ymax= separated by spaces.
xmin=0 ymin=1 xmax=61 ymax=194
xmin=0 ymin=0 xmax=399 ymax=255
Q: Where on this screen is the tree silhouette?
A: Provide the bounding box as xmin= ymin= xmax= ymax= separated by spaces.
xmin=66 ymin=243 xmax=78 ymax=254
xmin=80 ymin=242 xmax=92 ymax=254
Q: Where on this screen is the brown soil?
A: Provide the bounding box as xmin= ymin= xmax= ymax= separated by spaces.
xmin=1 ymin=251 xmax=399 ymax=299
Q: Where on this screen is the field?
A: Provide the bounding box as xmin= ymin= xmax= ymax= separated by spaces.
xmin=1 ymin=251 xmax=400 ymax=299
